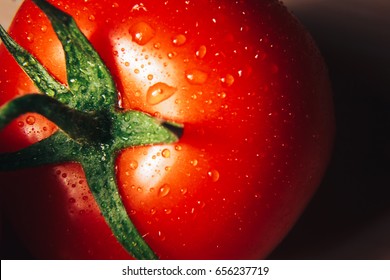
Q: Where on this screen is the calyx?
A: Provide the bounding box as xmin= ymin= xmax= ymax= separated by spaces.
xmin=0 ymin=0 xmax=181 ymax=260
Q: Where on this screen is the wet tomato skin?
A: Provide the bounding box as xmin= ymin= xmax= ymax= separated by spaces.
xmin=0 ymin=0 xmax=334 ymax=259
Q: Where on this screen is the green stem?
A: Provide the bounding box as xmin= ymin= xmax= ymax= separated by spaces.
xmin=0 ymin=94 xmax=108 ymax=144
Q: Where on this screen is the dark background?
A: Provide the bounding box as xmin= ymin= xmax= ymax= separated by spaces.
xmin=2 ymin=0 xmax=390 ymax=259
xmin=269 ymin=0 xmax=390 ymax=259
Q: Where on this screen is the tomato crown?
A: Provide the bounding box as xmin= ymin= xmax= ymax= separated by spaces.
xmin=0 ymin=0 xmax=183 ymax=260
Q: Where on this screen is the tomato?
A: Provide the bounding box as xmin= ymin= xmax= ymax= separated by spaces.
xmin=0 ymin=0 xmax=334 ymax=259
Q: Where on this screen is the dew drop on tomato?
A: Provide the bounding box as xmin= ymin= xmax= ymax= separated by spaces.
xmin=175 ymin=145 xmax=182 ymax=151
xmin=208 ymin=169 xmax=220 ymax=182
xmin=172 ymin=34 xmax=186 ymax=46
xmin=26 ymin=115 xmax=35 ymax=125
xmin=197 ymin=200 xmax=206 ymax=208
xmin=180 ymin=187 xmax=188 ymax=195
xmin=220 ymin=74 xmax=235 ymax=87
xmin=196 ymin=45 xmax=207 ymax=59
xmin=185 ymin=69 xmax=208 ymax=85
xmin=218 ymin=91 xmax=227 ymax=99
xmin=129 ymin=22 xmax=155 ymax=46
xmin=167 ymin=52 xmax=177 ymax=59
xmin=162 ymin=149 xmax=171 ymax=158
xmin=129 ymin=160 xmax=138 ymax=170
xmin=40 ymin=25 xmax=47 ymax=33
xmin=158 ymin=184 xmax=170 ymax=197
xmin=69 ymin=197 xmax=76 ymax=204
xmin=146 ymin=82 xmax=177 ymax=105
xmin=157 ymin=230 xmax=166 ymax=241
xmin=26 ymin=33 xmax=34 ymax=43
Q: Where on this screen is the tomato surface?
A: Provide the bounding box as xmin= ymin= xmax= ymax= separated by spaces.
xmin=0 ymin=0 xmax=334 ymax=259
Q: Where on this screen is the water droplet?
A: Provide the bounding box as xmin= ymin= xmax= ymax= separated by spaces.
xmin=162 ymin=149 xmax=171 ymax=158
xmin=17 ymin=121 xmax=24 ymax=127
xmin=196 ymin=45 xmax=207 ymax=58
xmin=82 ymin=195 xmax=88 ymax=201
xmin=158 ymin=184 xmax=170 ymax=197
xmin=208 ymin=169 xmax=220 ymax=182
xmin=88 ymin=14 xmax=95 ymax=21
xmin=146 ymin=82 xmax=177 ymax=105
xmin=124 ymin=61 xmax=130 ymax=67
xmin=190 ymin=159 xmax=198 ymax=166
xmin=131 ymin=3 xmax=148 ymax=12
xmin=172 ymin=34 xmax=186 ymax=46
xmin=157 ymin=230 xmax=166 ymax=241
xmin=164 ymin=208 xmax=172 ymax=214
xmin=40 ymin=25 xmax=48 ymax=32
xmin=197 ymin=200 xmax=206 ymax=208
xmin=185 ymin=69 xmax=208 ymax=85
xmin=62 ymin=173 xmax=68 ymax=178
xmin=129 ymin=21 xmax=155 ymax=46
xmin=167 ymin=51 xmax=177 ymax=59
xmin=154 ymin=42 xmax=161 ymax=49
xmin=150 ymin=208 xmax=156 ymax=215
xmin=175 ymin=145 xmax=182 ymax=151
xmin=69 ymin=197 xmax=76 ymax=204
xmin=112 ymin=2 xmax=119 ymax=8
xmin=180 ymin=187 xmax=188 ymax=195
xmin=137 ymin=186 xmax=143 ymax=192
xmin=218 ymin=92 xmax=227 ymax=99
xmin=26 ymin=115 xmax=36 ymax=125
xmin=221 ymin=74 xmax=235 ymax=87
xmin=26 ymin=33 xmax=34 ymax=43
xmin=129 ymin=160 xmax=138 ymax=170
xmin=147 ymin=74 xmax=154 ymax=80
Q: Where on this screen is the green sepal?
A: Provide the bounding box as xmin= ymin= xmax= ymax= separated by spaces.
xmin=82 ymin=154 xmax=158 ymax=260
xmin=32 ymin=0 xmax=117 ymax=110
xmin=112 ymin=111 xmax=178 ymax=150
xmin=0 ymin=25 xmax=71 ymax=101
xmin=0 ymin=131 xmax=82 ymax=170
xmin=0 ymin=94 xmax=107 ymax=143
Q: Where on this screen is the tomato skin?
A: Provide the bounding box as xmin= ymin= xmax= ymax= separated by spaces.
xmin=0 ymin=0 xmax=334 ymax=259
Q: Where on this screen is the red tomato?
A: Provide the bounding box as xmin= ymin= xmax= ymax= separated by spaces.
xmin=0 ymin=0 xmax=334 ymax=259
